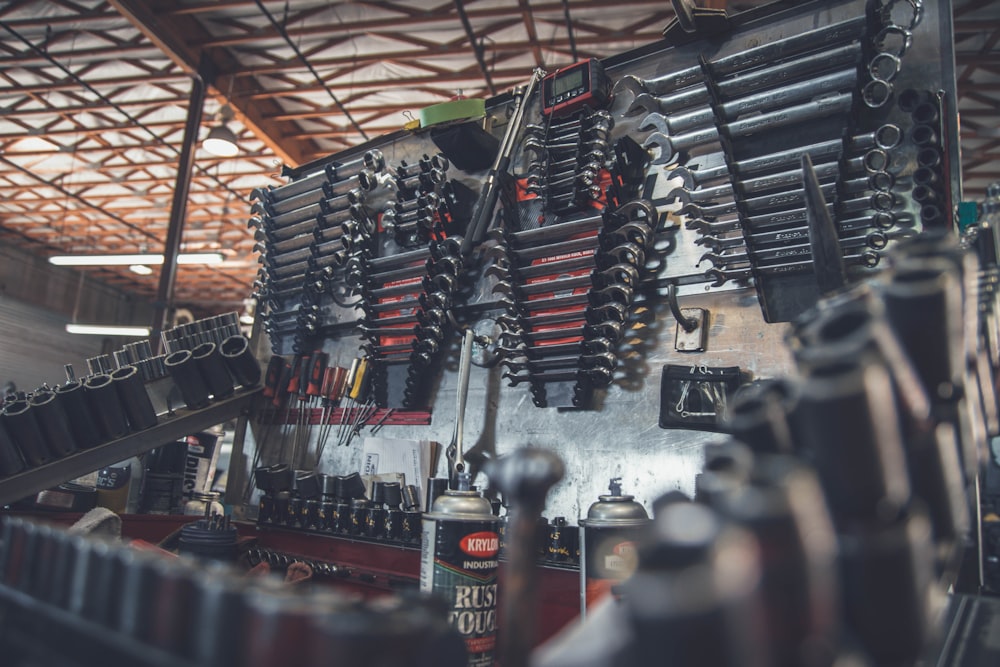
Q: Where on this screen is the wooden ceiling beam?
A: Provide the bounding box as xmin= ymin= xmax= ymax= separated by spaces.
xmin=108 ymin=0 xmax=309 ymax=168
xmin=185 ymin=0 xmax=668 ymax=49
xmin=226 ymin=30 xmax=663 ymax=78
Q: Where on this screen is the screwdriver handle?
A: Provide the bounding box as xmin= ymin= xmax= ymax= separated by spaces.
xmin=349 ymin=357 xmax=371 ymax=401
xmin=330 ymin=367 xmax=348 ymax=403
xmin=272 ymin=361 xmax=292 ymax=407
xmin=262 ymin=356 xmax=285 ymax=398
xmin=287 ymin=353 xmax=306 ymax=395
xmin=320 ymin=365 xmax=337 ymax=401
xmin=307 ymin=352 xmax=328 ymax=396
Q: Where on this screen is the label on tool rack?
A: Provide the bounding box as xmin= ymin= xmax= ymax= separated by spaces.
xmin=421 ymin=516 xmax=500 ymax=666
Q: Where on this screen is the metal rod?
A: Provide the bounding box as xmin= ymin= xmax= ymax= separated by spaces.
xmin=151 ymin=74 xmax=206 ymax=352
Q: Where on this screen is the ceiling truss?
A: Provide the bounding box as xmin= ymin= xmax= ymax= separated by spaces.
xmin=0 ymin=0 xmax=997 ymax=314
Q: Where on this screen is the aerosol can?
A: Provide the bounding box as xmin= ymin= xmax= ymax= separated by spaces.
xmin=420 ymin=330 xmax=501 ymax=667
xmin=421 ymin=478 xmax=500 ymax=667
xmin=579 ymin=477 xmax=650 ymax=616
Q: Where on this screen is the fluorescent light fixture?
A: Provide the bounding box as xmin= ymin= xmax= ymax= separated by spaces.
xmin=129 ymin=264 xmax=154 ymax=275
xmin=66 ymin=324 xmax=151 ymax=337
xmin=49 ymin=252 xmax=224 ymax=266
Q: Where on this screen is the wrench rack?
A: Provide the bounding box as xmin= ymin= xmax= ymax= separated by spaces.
xmin=235 ymin=0 xmax=963 ymax=522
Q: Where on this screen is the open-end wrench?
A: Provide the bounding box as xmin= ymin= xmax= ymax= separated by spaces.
xmin=705 ymin=250 xmax=881 ymax=287
xmin=667 ymin=124 xmax=901 ymax=192
xmin=639 ymin=69 xmax=857 ymax=138
xmin=489 ymin=235 xmax=599 ymax=264
xmin=384 ymin=215 xmax=436 ymax=238
xmin=390 ymin=191 xmax=441 ymax=214
xmin=256 ymin=150 xmax=382 ymax=204
xmin=357 ymin=323 xmax=418 ymax=338
xmin=511 ymin=319 xmax=625 ymax=344
xmin=616 ymin=14 xmax=865 ymax=101
xmin=698 ymin=221 xmax=890 ymax=253
xmin=698 ymin=233 xmax=886 ymax=268
xmin=503 ymin=366 xmax=613 ymax=386
xmin=363 ymin=247 xmax=432 ymax=270
xmin=501 ymin=351 xmax=617 ymax=374
xmin=681 ymin=177 xmax=875 ymax=222
xmin=359 ymin=259 xmax=432 ymax=286
xmin=382 ymin=204 xmax=433 ymax=226
xmin=259 ymin=245 xmax=312 ymax=270
xmin=250 ymin=215 xmax=315 ymax=242
xmin=258 ymin=188 xmax=365 ymax=229
xmin=496 ymin=214 xmax=605 ymax=247
xmin=644 ymin=92 xmax=853 ymax=166
xmin=491 ymin=252 xmax=597 ymax=280
xmin=360 ymin=275 xmax=427 ymax=300
xmin=394 ymin=167 xmax=447 ymax=191
xmin=753 ymin=192 xmax=897 ymax=227
xmin=670 ymin=154 xmax=872 ymax=205
xmin=505 ymin=336 xmax=615 ymax=360
xmin=497 ymin=302 xmax=626 ymax=331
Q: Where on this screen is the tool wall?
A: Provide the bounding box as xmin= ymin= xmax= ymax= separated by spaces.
xmin=240 ymin=0 xmax=964 ymax=522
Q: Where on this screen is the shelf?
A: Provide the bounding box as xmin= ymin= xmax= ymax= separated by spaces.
xmin=0 ymin=386 xmax=261 ymax=507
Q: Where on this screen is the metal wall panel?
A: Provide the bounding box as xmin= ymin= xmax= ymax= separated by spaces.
xmin=0 ymin=296 xmax=106 ymax=392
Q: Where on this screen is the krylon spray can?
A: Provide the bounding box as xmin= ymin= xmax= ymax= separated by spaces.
xmin=579 ymin=478 xmax=650 ymax=617
xmin=421 ymin=488 xmax=500 ymax=667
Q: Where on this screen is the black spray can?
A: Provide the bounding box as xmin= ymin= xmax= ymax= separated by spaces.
xmin=579 ymin=478 xmax=650 ymax=617
xmin=421 ymin=489 xmax=500 ymax=667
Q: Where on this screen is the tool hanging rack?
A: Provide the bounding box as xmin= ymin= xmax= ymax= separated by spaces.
xmin=247 ymin=0 xmax=956 ymax=417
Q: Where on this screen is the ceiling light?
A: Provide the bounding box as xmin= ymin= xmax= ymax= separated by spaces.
xmin=129 ymin=264 xmax=154 ymax=275
xmin=49 ymin=252 xmax=224 ymax=266
xmin=66 ymin=324 xmax=151 ymax=337
xmin=204 ymin=104 xmax=239 ymax=157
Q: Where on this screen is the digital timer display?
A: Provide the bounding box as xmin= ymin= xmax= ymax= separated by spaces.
xmin=553 ymin=68 xmax=585 ymax=97
xmin=541 ymin=58 xmax=610 ymax=118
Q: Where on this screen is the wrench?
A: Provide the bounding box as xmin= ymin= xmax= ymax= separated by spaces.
xmin=489 ymin=234 xmax=600 ymax=264
xmin=643 ymin=92 xmax=854 ymax=166
xmin=681 ymin=177 xmax=873 ymax=222
xmin=616 ymin=14 xmax=865 ymax=101
xmin=639 ymin=69 xmax=857 ymax=138
xmin=705 ymin=250 xmax=881 ymax=287
xmin=497 ymin=302 xmax=626 ymax=331
xmin=496 ymin=214 xmax=604 ymax=247
xmin=697 ymin=222 xmax=890 ymax=253
xmin=503 ymin=366 xmax=613 ymax=387
xmin=668 ymin=125 xmax=901 ymax=191
xmin=501 ymin=351 xmax=617 ymax=374
xmin=698 ymin=233 xmax=886 ymax=268
xmin=670 ymin=155 xmax=875 ymax=204
xmin=494 ymin=252 xmax=598 ymax=280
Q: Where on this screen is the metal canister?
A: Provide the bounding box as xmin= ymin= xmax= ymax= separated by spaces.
xmin=421 ymin=489 xmax=500 ymax=667
xmin=578 ymin=478 xmax=650 ymax=617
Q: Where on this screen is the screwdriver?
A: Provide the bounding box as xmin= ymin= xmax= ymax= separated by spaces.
xmin=299 ymin=351 xmax=328 ymax=466
xmin=278 ymin=353 xmax=306 ymax=463
xmin=316 ymin=365 xmax=347 ymax=463
xmin=244 ymin=355 xmax=287 ymax=502
xmin=341 ymin=357 xmax=375 ymax=447
xmin=335 ymin=358 xmax=362 ymax=446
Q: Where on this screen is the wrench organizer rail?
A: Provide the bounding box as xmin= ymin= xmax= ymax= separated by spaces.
xmin=246 ymin=0 xmax=958 ymax=420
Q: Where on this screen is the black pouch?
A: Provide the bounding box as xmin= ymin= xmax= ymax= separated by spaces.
xmin=659 ymin=364 xmax=742 ymax=431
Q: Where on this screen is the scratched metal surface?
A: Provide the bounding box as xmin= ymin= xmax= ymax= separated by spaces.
xmin=241 ymin=0 xmax=957 ymax=522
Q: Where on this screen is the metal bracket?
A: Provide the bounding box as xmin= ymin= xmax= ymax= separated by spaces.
xmin=674 ymin=308 xmax=708 ymax=352
xmin=663 ymin=0 xmax=730 ymax=45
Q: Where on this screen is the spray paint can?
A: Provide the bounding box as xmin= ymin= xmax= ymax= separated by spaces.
xmin=421 ymin=488 xmax=500 ymax=667
xmin=579 ymin=477 xmax=650 ymax=617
